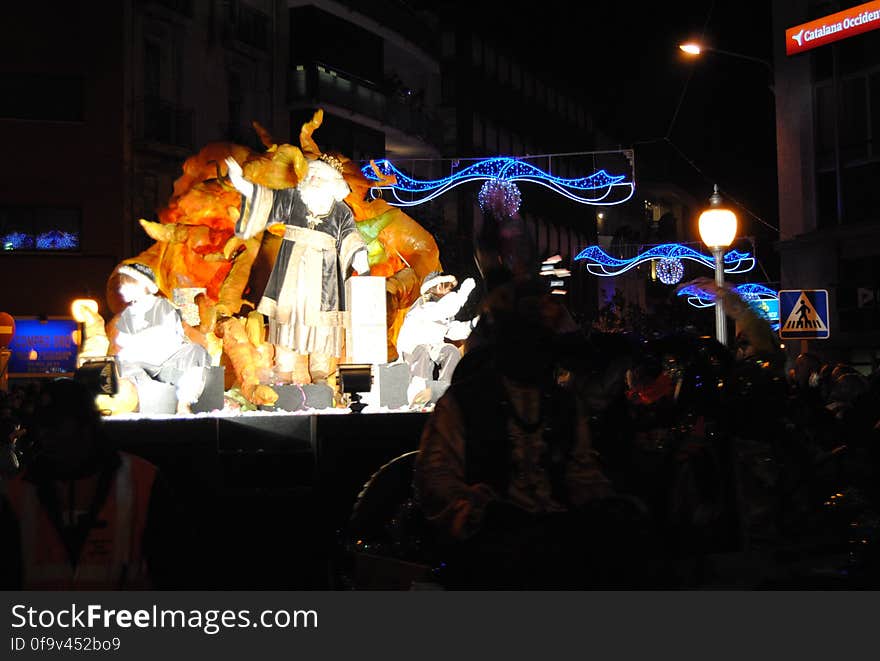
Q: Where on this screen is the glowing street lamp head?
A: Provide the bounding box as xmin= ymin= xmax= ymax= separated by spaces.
xmin=698 ymin=186 xmax=737 ymax=249
xmin=679 ymin=43 xmax=702 ymax=55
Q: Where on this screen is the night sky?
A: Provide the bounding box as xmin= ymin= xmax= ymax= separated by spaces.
xmin=466 ymin=0 xmax=778 ymax=262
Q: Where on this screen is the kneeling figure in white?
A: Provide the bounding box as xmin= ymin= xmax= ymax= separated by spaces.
xmin=396 ymin=272 xmax=477 ymax=404
xmin=115 ymin=263 xmax=210 ymax=414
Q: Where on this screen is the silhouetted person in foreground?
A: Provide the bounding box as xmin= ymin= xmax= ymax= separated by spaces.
xmin=415 ymin=277 xmax=653 ymax=588
xmin=0 ymin=378 xmax=184 ymax=589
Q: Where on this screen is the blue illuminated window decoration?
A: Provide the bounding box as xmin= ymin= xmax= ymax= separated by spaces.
xmin=361 ymin=157 xmax=634 ymax=207
xmin=574 ymin=243 xmax=755 ymax=276
xmin=2 ymin=232 xmax=35 ymax=251
xmin=36 ymin=230 xmax=79 ymax=250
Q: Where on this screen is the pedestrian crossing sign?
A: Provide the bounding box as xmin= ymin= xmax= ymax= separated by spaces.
xmin=778 ymin=289 xmax=830 ymax=340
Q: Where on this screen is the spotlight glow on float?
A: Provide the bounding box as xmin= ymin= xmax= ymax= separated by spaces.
xmin=574 ymin=243 xmax=755 ymax=276
xmin=362 ymin=156 xmax=634 ymax=207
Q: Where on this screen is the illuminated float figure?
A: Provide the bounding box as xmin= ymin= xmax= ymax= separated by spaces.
xmin=396 ymin=272 xmax=478 ymax=405
xmin=114 ymin=263 xmax=210 ymax=414
xmin=225 ymin=152 xmax=370 ymax=385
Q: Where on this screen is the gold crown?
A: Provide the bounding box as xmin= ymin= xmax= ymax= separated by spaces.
xmin=318 ymin=153 xmax=344 ymax=174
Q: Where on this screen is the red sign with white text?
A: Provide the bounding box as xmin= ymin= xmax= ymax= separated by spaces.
xmin=787 ymin=1 xmax=880 ymax=55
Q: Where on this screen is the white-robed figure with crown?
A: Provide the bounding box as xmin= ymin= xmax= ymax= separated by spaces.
xmin=225 ymin=153 xmax=370 ymax=384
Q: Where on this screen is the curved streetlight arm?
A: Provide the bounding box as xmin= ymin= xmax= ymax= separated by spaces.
xmin=704 ymin=46 xmax=773 ymax=74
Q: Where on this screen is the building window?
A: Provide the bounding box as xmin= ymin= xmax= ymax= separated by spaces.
xmin=472 ymin=36 xmax=482 ymax=65
xmin=511 ymin=62 xmax=521 ymax=89
xmin=498 ymin=54 xmax=509 ymax=85
xmin=0 ymin=73 xmax=84 ymax=122
xmin=512 ymin=136 xmax=522 ymax=156
xmin=484 ymin=44 xmax=496 ymax=76
xmin=441 ymin=74 xmax=456 ymax=104
xmin=816 ymin=71 xmax=877 ymax=168
xmin=144 ymin=39 xmax=162 ymax=100
xmin=0 ymin=206 xmax=81 ymax=252
xmin=485 ymin=121 xmax=497 ymax=153
xmin=137 ymin=96 xmax=193 ymax=148
xmin=871 ymin=71 xmax=880 ymax=155
xmin=232 ymin=4 xmax=270 ymax=50
xmin=228 ymin=69 xmax=243 ymax=140
xmin=841 ymin=76 xmax=869 ymax=161
xmin=842 ymin=161 xmax=880 ymax=223
xmin=442 ymin=31 xmax=455 ymax=58
xmin=150 ymin=0 xmax=193 ymax=17
xmin=499 ymin=129 xmax=510 ymax=155
xmin=472 ymin=114 xmax=483 ymax=148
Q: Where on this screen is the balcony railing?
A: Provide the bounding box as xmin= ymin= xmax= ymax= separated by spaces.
xmin=289 ymin=62 xmax=441 ymax=147
xmin=135 ymin=96 xmax=194 ymax=149
xmin=330 ymin=0 xmax=439 ymax=57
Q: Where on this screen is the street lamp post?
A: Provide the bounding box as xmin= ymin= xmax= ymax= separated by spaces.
xmin=698 ymin=186 xmax=737 ymax=346
xmin=678 ymin=42 xmax=773 ymax=74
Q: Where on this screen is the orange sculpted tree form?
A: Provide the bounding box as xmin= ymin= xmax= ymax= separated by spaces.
xmin=103 ymin=110 xmax=440 ymax=410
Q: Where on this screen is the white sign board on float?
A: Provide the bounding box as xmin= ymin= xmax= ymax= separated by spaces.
xmin=345 ymin=276 xmax=387 ymax=365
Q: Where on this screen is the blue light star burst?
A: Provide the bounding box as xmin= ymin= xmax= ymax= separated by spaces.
xmin=656 ymin=258 xmax=684 ymax=284
xmin=478 ymin=179 xmax=522 ymax=217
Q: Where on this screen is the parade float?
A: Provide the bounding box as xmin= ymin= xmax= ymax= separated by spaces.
xmin=80 ymin=110 xmax=440 ymax=415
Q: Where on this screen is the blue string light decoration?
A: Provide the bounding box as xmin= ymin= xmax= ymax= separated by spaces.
xmin=677 ymin=283 xmax=780 ymax=330
xmin=656 ymin=258 xmax=684 ymax=285
xmin=361 ymin=157 xmax=634 ymax=207
xmin=2 ymin=232 xmax=35 ymax=251
xmin=574 ymin=243 xmax=755 ymax=276
xmin=677 ymin=282 xmax=776 ymax=307
xmin=36 ymin=230 xmax=79 ymax=250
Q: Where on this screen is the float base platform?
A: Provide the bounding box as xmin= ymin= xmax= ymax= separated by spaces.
xmin=102 ymin=410 xmax=429 ymax=589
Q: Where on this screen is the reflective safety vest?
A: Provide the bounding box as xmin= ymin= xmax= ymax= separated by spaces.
xmin=5 ymin=453 xmax=157 ymax=590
